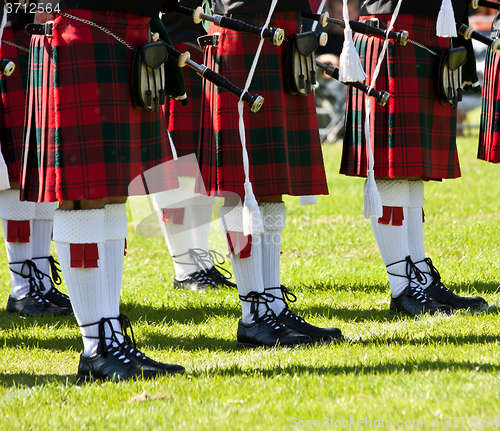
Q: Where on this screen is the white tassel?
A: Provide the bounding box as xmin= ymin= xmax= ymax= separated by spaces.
xmin=363 ymin=170 xmax=383 ymax=219
xmin=299 ymin=195 xmax=318 ymax=205
xmin=0 ymin=150 xmax=9 ymax=191
xmin=339 ymin=29 xmax=367 ymax=82
xmin=338 ymin=0 xmax=366 ymax=83
xmin=242 ymin=182 xmax=263 ymax=236
xmin=436 ymin=0 xmax=457 ymax=38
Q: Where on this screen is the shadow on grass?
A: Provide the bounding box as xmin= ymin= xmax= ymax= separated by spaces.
xmin=3 ymin=355 xmax=500 ymax=388
xmin=198 ymin=359 xmax=500 ymax=378
xmin=0 ymin=373 xmax=75 ymax=387
xmin=1 ymin=297 xmax=498 ymax=354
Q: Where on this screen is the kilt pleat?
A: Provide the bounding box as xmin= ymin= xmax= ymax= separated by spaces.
xmin=341 ymin=14 xmax=460 ymax=181
xmin=478 ymin=46 xmax=500 ymax=163
xmin=197 ymin=12 xmax=328 ymax=197
xmin=162 ymin=43 xmax=203 ymax=177
xmin=0 ymin=25 xmax=30 ymax=184
xmin=21 ymin=9 xmax=177 ymax=203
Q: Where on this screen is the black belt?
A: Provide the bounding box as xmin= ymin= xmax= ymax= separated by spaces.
xmin=25 ymin=22 xmax=53 ymax=37
xmin=198 ymin=33 xmax=219 ymax=48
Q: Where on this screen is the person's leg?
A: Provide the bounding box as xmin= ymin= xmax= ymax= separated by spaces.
xmin=0 ymin=189 xmax=69 ymax=316
xmin=54 ymin=199 xmax=183 ymax=381
xmin=371 ymin=179 xmax=451 ymax=315
xmin=407 ymin=180 xmax=487 ymax=310
xmin=260 ymin=201 xmax=342 ymax=342
xmin=220 ymin=202 xmax=310 ymax=347
xmin=190 ymin=194 xmax=236 ymax=288
xmin=31 ymin=201 xmax=72 ymax=309
xmin=153 ymin=183 xmax=217 ymax=291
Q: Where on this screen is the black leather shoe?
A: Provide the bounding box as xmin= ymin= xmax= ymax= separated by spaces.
xmin=173 ymin=270 xmax=217 ymax=291
xmin=44 ymin=286 xmax=72 ymax=309
xmin=76 ymin=346 xmax=168 ymax=382
xmin=206 ymin=266 xmax=237 ymax=288
xmin=276 ymin=308 xmax=342 ymax=342
xmin=237 ymin=310 xmax=312 ymax=348
xmin=390 ymin=285 xmax=453 ymax=316
xmin=425 ymin=281 xmax=487 ymax=310
xmin=118 ymin=315 xmax=184 ymax=375
xmin=7 ymin=292 xmax=73 ymax=317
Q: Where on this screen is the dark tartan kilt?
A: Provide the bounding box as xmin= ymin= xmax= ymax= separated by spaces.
xmin=198 ymin=12 xmax=328 ymax=197
xmin=0 ymin=25 xmax=30 ymax=184
xmin=162 ymin=43 xmax=203 ymax=177
xmin=478 ymin=45 xmax=500 ymax=163
xmin=20 ymin=9 xmax=178 ymax=203
xmin=341 ymin=14 xmax=460 ymax=181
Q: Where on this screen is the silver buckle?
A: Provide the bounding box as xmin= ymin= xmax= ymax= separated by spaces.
xmin=365 ymin=18 xmax=380 ymax=29
xmin=212 ymin=33 xmax=219 ymax=48
xmin=44 ymin=21 xmax=54 ymax=37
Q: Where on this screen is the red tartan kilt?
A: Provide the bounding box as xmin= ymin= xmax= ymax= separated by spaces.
xmin=478 ymin=46 xmax=500 ymax=163
xmin=20 ymin=9 xmax=177 ymax=203
xmin=162 ymin=43 xmax=203 ymax=177
xmin=0 ymin=25 xmax=30 ymax=184
xmin=197 ymin=12 xmax=328 ymax=197
xmin=341 ymin=14 xmax=460 ymax=181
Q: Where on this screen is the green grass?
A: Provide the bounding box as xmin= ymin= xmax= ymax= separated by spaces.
xmin=1 ymin=130 xmax=500 ymax=430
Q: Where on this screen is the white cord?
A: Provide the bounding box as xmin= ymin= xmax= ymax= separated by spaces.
xmin=311 ymin=0 xmax=327 ymax=33
xmin=363 ymin=0 xmax=403 ymax=219
xmin=237 ymin=0 xmax=280 ymax=235
xmin=364 ymin=0 xmax=404 ymax=176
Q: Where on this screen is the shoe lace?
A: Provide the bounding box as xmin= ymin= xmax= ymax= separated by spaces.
xmin=173 ymin=248 xmax=234 ymax=283
xmin=9 ymin=259 xmax=50 ymax=303
xmin=260 ymin=309 xmax=286 ymax=330
xmin=263 ymin=285 xmax=304 ymax=321
xmin=387 ymin=255 xmax=433 ymax=299
xmin=33 ymin=255 xmax=63 ymax=286
xmin=408 ymin=284 xmax=433 ymax=304
xmin=239 ymin=291 xmax=276 ymax=322
xmin=282 ymin=308 xmax=306 ymax=323
xmin=118 ymin=314 xmax=151 ymax=361
xmin=80 ymin=317 xmax=136 ymax=363
xmin=189 ymin=269 xmax=217 ymax=288
xmin=421 ymin=257 xmax=449 ymax=292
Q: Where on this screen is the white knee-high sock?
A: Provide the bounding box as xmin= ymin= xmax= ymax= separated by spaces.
xmin=220 ymin=205 xmax=264 ymax=323
xmin=2 ymin=219 xmax=32 ymax=297
xmin=260 ymin=202 xmax=286 ymax=315
xmin=104 ymin=203 xmax=128 ymax=329
xmin=190 ymin=196 xmax=216 ymax=270
xmin=153 ymin=184 xmax=199 ymax=279
xmin=53 ymin=209 xmax=110 ymax=357
xmin=32 ymin=202 xmax=57 ymax=294
xmin=371 ymin=180 xmax=411 ymax=298
xmin=407 ymin=180 xmax=433 ymax=288
xmin=0 ymin=189 xmax=36 ymax=298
